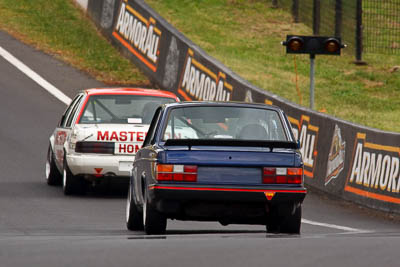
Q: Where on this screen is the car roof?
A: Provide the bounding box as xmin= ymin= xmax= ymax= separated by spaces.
xmin=162 ymin=101 xmax=282 ymax=111
xmin=82 ymin=88 xmax=179 ymax=99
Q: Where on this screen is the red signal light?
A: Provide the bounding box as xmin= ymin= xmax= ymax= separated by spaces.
xmin=287 ymin=37 xmax=304 ymax=52
xmin=324 ymin=38 xmax=340 ymax=53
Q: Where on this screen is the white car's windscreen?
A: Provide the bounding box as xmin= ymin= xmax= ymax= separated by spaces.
xmin=162 ymin=106 xmax=288 ymax=141
xmin=79 ymin=95 xmax=175 ymax=124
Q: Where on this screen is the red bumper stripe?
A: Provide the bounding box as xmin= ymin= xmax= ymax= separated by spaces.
xmin=150 ymin=185 xmax=307 ymax=194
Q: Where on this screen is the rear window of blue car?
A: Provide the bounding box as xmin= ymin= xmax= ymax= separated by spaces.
xmin=162 ymin=106 xmax=288 ymax=141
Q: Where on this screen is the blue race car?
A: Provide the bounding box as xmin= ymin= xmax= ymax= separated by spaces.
xmin=126 ymin=102 xmax=306 ymax=235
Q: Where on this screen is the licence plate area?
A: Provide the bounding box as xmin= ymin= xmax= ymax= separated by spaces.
xmin=114 ymin=142 xmax=141 ymax=155
xmin=197 ymin=167 xmax=262 ymax=185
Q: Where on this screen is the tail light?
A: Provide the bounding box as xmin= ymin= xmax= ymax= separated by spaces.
xmin=75 ymin=141 xmax=114 ymax=154
xmin=262 ymin=167 xmax=303 ymax=184
xmin=156 ymin=164 xmax=197 ymax=182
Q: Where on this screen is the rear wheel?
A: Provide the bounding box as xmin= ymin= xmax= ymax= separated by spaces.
xmin=143 ymin=187 xmax=167 ymax=235
xmin=280 ymin=205 xmax=302 ymax=234
xmin=63 ymin=156 xmax=85 ymax=195
xmin=45 ymin=146 xmax=62 ymax=186
xmin=126 ymin=185 xmax=144 ymax=231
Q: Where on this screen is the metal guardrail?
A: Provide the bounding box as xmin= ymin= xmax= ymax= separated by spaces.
xmin=83 ymin=0 xmax=400 ymax=214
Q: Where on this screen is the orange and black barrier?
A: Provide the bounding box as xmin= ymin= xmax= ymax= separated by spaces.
xmin=83 ymin=0 xmax=400 ymax=214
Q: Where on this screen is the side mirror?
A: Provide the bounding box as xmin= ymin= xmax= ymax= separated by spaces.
xmin=296 ymin=140 xmax=301 ymax=149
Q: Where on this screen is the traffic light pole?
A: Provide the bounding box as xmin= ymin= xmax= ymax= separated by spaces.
xmin=309 ymin=54 xmax=315 ymax=109
xmin=282 ymin=35 xmax=345 ymax=110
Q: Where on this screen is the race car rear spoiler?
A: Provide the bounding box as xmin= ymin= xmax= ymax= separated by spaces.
xmin=163 ymin=139 xmax=299 ymax=151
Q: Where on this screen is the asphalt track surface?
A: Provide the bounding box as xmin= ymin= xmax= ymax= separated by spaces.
xmin=1 ymin=30 xmax=400 ymax=267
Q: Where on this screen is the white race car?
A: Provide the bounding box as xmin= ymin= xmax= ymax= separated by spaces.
xmin=45 ymin=88 xmax=179 ymax=195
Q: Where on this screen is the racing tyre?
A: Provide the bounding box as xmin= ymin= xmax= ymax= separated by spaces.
xmin=46 ymin=146 xmax=62 ymax=186
xmin=63 ymin=156 xmax=85 ymax=195
xmin=266 ymin=216 xmax=280 ymax=234
xmin=279 ymin=205 xmax=302 ymax=234
xmin=143 ymin=187 xmax=167 ymax=235
xmin=126 ymin=185 xmax=144 ymax=231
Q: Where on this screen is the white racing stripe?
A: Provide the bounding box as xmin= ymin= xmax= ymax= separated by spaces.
xmin=0 ymin=46 xmax=71 ymax=105
xmin=302 ymin=219 xmax=370 ymax=233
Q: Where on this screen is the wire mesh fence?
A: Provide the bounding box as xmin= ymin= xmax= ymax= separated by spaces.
xmin=363 ymin=0 xmax=400 ymax=54
xmin=272 ymin=0 xmax=400 ymax=56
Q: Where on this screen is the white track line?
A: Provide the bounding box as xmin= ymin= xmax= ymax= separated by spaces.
xmin=0 ymin=45 xmax=372 ymax=235
xmin=0 ymin=46 xmax=71 ymax=105
xmin=302 ymin=219 xmax=370 ymax=234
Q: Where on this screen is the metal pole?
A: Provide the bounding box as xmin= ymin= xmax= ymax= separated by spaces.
xmin=292 ymin=0 xmax=299 ymax=23
xmin=335 ymin=0 xmax=342 ymax=37
xmin=313 ymin=0 xmax=321 ymax=35
xmin=309 ymin=54 xmax=316 ymax=110
xmin=355 ymin=0 xmax=366 ymax=64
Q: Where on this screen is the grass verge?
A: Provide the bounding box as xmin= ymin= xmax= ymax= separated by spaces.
xmin=0 ymin=0 xmax=150 ymax=86
xmin=146 ymin=0 xmax=400 ymax=132
xmin=0 ymin=0 xmax=398 ymax=131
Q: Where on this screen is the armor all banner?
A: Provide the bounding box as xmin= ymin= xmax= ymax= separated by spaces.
xmin=86 ymin=0 xmax=400 ymax=213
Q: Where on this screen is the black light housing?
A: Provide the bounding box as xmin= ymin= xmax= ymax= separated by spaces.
xmin=283 ymin=35 xmax=345 ymax=55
